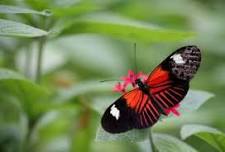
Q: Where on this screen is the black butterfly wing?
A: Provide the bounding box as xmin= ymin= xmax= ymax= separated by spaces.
xmin=101 ymin=89 xmax=160 ymax=133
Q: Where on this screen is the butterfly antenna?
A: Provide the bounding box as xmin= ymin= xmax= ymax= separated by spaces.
xmin=134 ymin=43 xmax=138 ymax=74
xmin=99 ymin=79 xmax=121 ymax=83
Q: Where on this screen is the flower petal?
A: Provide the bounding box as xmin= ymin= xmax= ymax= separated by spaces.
xmin=165 ymin=104 xmax=180 ymax=117
xmin=112 ymin=82 xmax=125 ymax=93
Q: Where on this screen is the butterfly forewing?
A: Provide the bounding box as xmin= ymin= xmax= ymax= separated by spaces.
xmin=101 ymin=89 xmax=160 ymax=133
xmin=147 ymin=45 xmax=200 ymax=111
xmin=163 ymin=45 xmax=201 ymax=81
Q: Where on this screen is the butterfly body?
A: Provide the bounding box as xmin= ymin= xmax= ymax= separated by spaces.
xmin=136 ymin=79 xmax=149 ymax=94
xmin=101 ymin=46 xmax=201 ymax=133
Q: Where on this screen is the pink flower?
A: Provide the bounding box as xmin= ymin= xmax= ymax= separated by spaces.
xmin=121 ymin=70 xmax=137 ymax=87
xmin=165 ymin=104 xmax=180 ymax=117
xmin=120 ymin=70 xmax=148 ymax=89
xmin=113 ymin=70 xmax=148 ymax=93
xmin=112 ymin=82 xmax=125 ymax=93
xmin=136 ymin=71 xmax=148 ymax=82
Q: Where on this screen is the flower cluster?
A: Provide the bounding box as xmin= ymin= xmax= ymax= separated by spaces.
xmin=113 ymin=70 xmax=180 ymax=117
xmin=113 ymin=70 xmax=148 ymax=93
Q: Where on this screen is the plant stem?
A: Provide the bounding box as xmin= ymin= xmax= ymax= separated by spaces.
xmin=36 ymin=38 xmax=45 ymax=83
xmin=35 ymin=14 xmax=48 ymax=83
xmin=149 ymin=129 xmax=156 ymax=152
xmin=24 ymin=45 xmax=31 ymax=78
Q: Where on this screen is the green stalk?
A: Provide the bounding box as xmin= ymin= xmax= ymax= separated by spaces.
xmin=36 ymin=38 xmax=45 ymax=83
xmin=24 ymin=45 xmax=31 ymax=78
xmin=149 ymin=129 xmax=156 ymax=152
xmin=25 ymin=13 xmax=49 ymax=152
xmin=35 ymin=14 xmax=49 ymax=83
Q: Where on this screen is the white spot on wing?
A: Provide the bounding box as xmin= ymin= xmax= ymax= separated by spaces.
xmin=110 ymin=104 xmax=120 ymax=120
xmin=170 ymin=54 xmax=185 ymax=64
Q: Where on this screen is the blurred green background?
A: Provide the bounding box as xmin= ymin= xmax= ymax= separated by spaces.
xmin=0 ymin=0 xmax=225 ymax=152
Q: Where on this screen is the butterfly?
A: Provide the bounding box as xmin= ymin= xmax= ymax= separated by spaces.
xmin=101 ymin=45 xmax=201 ymax=133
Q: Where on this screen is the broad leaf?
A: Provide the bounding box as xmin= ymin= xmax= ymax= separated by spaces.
xmin=161 ymin=90 xmax=214 ymax=119
xmin=153 ymin=133 xmax=198 ymax=152
xmin=28 ymin=111 xmax=77 ymax=152
xmin=0 ymin=5 xmax=51 ymax=16
xmin=179 ymin=90 xmax=214 ymax=113
xmin=95 ymin=126 xmax=148 ymax=142
xmin=91 ymin=96 xmax=116 ymax=115
xmin=0 ymin=19 xmax=48 ymax=37
xmin=56 ymin=80 xmax=114 ymax=102
xmin=0 ymin=94 xmax=28 ymax=152
xmin=181 ymin=124 xmax=225 ymax=152
xmin=138 ymin=137 xmax=153 ymax=152
xmin=54 ymin=13 xmax=194 ymax=42
xmin=0 ymin=69 xmax=24 ymax=80
xmin=52 ymin=2 xmax=100 ymax=17
xmin=0 ymin=69 xmax=48 ymax=117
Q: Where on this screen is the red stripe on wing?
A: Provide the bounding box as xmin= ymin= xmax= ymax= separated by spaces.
xmin=123 ymin=89 xmax=161 ymax=129
xmin=146 ymin=65 xmax=189 ymax=110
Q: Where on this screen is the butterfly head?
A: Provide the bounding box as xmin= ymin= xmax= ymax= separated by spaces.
xmin=135 ymin=79 xmax=149 ymax=94
xmin=135 ymin=78 xmax=143 ymax=87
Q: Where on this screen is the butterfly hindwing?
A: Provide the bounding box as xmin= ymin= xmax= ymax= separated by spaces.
xmin=123 ymin=89 xmax=160 ymax=129
xmin=101 ymin=89 xmax=160 ymax=133
xmin=101 ymin=95 xmax=135 ymax=133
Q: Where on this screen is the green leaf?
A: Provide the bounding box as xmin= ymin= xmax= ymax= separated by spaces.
xmin=179 ymin=90 xmax=214 ymax=113
xmin=0 ymin=126 xmax=23 ymax=152
xmin=54 ymin=13 xmax=194 ymax=42
xmin=0 ymin=69 xmax=24 ymax=80
xmin=52 ymin=2 xmax=100 ymax=17
xmin=181 ymin=124 xmax=225 ymax=152
xmin=24 ymin=0 xmax=50 ymax=10
xmin=71 ymin=123 xmax=92 ymax=152
xmin=153 ymin=133 xmax=198 ymax=152
xmin=0 ymin=5 xmax=51 ymax=16
xmin=95 ymin=126 xmax=148 ymax=142
xmin=0 ymin=94 xmax=28 ymax=152
xmin=138 ymin=137 xmax=153 ymax=152
xmin=0 ymin=19 xmax=48 ymax=37
xmin=28 ymin=110 xmax=77 ymax=152
xmin=0 ymin=69 xmax=48 ymax=117
xmin=160 ymin=90 xmax=214 ymax=119
xmin=91 ymin=96 xmax=116 ymax=115
xmin=56 ymin=80 xmax=114 ymax=102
